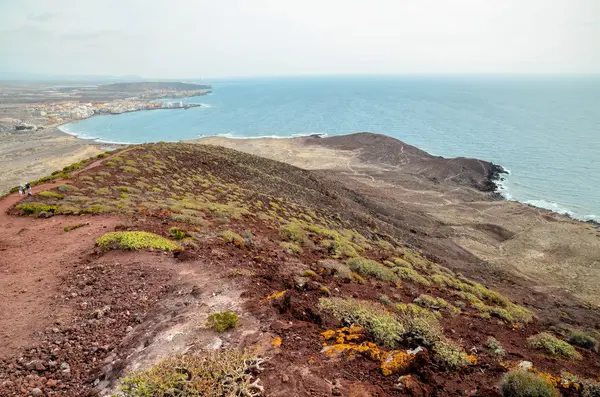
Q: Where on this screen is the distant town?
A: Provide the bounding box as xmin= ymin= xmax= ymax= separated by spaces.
xmin=25 ymin=99 xmax=200 ymax=126
xmin=0 ymin=83 xmax=210 ymax=132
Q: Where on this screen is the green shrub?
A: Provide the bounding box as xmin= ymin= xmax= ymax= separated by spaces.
xmin=169 ymin=227 xmax=190 ymax=240
xmin=527 ymin=332 xmax=581 ymax=360
xmin=96 ymin=153 xmax=109 ymax=158
xmin=303 ymin=270 xmax=318 ymax=278
xmin=96 ymin=187 xmax=111 ymax=195
xmin=393 ymin=267 xmax=430 ymax=286
xmin=568 ymin=331 xmax=598 ymax=351
xmin=319 ymin=297 xmax=405 ymax=348
xmin=346 ymin=257 xmax=397 ymax=282
xmin=38 ymin=191 xmax=64 ymax=199
xmin=118 ymin=350 xmax=263 ymax=397
xmin=582 ymin=380 xmax=600 ymax=397
xmin=220 ymin=230 xmax=244 ymax=245
xmin=16 ymin=202 xmax=58 ymax=215
xmin=379 ymin=295 xmax=392 ymax=306
xmin=395 ymin=303 xmax=469 ymax=369
xmin=205 ymin=311 xmax=239 ymax=332
xmin=318 ymin=260 xmax=353 ymax=282
xmin=83 ymin=204 xmax=115 ymax=214
xmin=281 ymin=221 xmax=308 ymax=244
xmin=97 ymin=231 xmax=181 ymax=251
xmin=280 ymin=241 xmax=302 ymax=255
xmin=500 ymin=370 xmax=559 ymax=397
xmin=485 ymin=336 xmax=506 ymax=356
xmin=57 ymin=184 xmax=77 ymax=192
xmin=121 ymin=165 xmax=141 ymax=174
xmin=62 ymin=162 xmax=83 ymax=173
xmin=170 ymin=214 xmax=205 ymax=226
xmin=414 ymin=294 xmax=449 ymax=309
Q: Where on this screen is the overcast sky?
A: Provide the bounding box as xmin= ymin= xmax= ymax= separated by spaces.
xmin=1 ymin=0 xmax=599 ymax=78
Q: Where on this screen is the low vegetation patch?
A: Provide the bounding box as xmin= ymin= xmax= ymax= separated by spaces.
xmin=170 ymin=213 xmax=205 ymax=226
xmin=346 ymin=257 xmax=397 ymax=282
xmin=118 ymin=349 xmax=265 ymax=397
xmin=16 ymin=202 xmax=58 ymax=215
xmin=169 ymin=227 xmax=190 ymax=240
xmin=280 ymin=241 xmax=302 ymax=255
xmin=485 ymin=336 xmax=506 ymax=356
xmin=206 ymin=311 xmax=239 ymax=332
xmin=500 ymin=370 xmax=559 ymax=397
xmin=527 ymin=332 xmax=582 ymax=360
xmin=394 ymin=266 xmax=431 ymax=286
xmin=320 ymin=297 xmax=469 ymax=369
xmin=96 ymin=231 xmax=181 ymax=251
xmin=38 ymin=191 xmax=64 ymax=199
xmin=319 ymin=297 xmax=405 ymax=348
xmin=120 ymin=165 xmax=141 ymax=174
xmin=63 ymin=223 xmax=88 ymax=232
xmin=220 ymin=230 xmax=244 ymax=246
xmin=568 ymin=330 xmax=598 ymax=351
xmin=414 ymin=294 xmax=449 ymax=309
xmin=57 ymin=184 xmax=77 ymax=192
xmin=318 ymin=260 xmax=353 ymax=282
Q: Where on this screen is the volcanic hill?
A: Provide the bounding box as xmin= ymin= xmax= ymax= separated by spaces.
xmin=0 ymin=140 xmax=599 ymax=397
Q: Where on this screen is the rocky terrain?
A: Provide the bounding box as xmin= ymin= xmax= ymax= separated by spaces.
xmin=0 ymin=139 xmax=599 ymax=396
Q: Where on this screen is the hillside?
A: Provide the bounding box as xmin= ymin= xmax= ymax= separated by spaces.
xmin=1 ymin=142 xmax=599 ymax=396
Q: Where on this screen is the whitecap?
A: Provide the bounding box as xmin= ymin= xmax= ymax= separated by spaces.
xmin=523 ymin=199 xmax=575 ymax=216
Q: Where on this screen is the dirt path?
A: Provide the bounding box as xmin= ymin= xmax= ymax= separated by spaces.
xmin=0 ymin=150 xmax=130 ymax=357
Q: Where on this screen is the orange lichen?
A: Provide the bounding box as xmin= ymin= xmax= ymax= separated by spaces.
xmin=265 ymin=290 xmax=287 ymax=302
xmin=272 ymin=336 xmax=282 ymax=348
xmin=466 ymin=355 xmax=478 ymax=365
xmin=380 ymin=351 xmax=414 ymax=376
xmin=320 ymin=326 xmax=416 ymax=376
xmin=533 ymin=371 xmax=580 ymax=390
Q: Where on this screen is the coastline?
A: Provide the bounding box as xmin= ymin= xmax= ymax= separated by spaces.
xmin=2 ymin=122 xmax=598 ymax=227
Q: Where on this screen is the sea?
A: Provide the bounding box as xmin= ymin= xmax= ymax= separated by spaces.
xmin=59 ymin=75 xmax=600 ymax=222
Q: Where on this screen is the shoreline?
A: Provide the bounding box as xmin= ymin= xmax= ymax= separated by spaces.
xmin=3 ymin=123 xmax=599 ymax=226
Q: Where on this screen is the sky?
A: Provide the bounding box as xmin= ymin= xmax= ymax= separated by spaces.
xmin=0 ymin=0 xmax=599 ymax=79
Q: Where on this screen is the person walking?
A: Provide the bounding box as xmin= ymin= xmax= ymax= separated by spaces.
xmin=25 ymin=183 xmax=32 ymax=196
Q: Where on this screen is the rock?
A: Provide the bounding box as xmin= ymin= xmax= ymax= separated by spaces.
xmin=281 ymin=374 xmax=289 ymax=383
xmin=394 ymin=375 xmax=424 ymax=397
xmin=31 ymin=387 xmax=43 ymax=396
xmin=46 ymin=379 xmax=58 ymax=387
xmin=37 ymin=211 xmax=54 ymax=219
xmin=126 ymin=326 xmax=133 ymax=332
xmin=190 ymin=285 xmax=202 ymax=298
xmin=60 ymin=362 xmax=70 ymax=374
xmin=294 ymin=276 xmax=310 ymax=290
xmin=518 ymin=361 xmax=533 ymax=371
xmin=25 ymin=360 xmax=44 ymax=371
xmin=205 ymin=337 xmax=223 ymax=350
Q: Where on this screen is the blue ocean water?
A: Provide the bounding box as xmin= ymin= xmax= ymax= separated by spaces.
xmin=60 ymin=76 xmax=600 ymax=221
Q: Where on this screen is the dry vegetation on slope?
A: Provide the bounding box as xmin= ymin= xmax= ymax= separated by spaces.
xmin=1 ymin=142 xmax=600 ymax=397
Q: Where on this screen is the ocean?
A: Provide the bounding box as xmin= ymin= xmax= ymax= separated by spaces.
xmin=60 ymin=75 xmax=600 ymax=222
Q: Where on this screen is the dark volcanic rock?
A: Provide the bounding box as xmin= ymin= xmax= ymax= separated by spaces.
xmin=311 ymin=132 xmax=506 ymax=193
